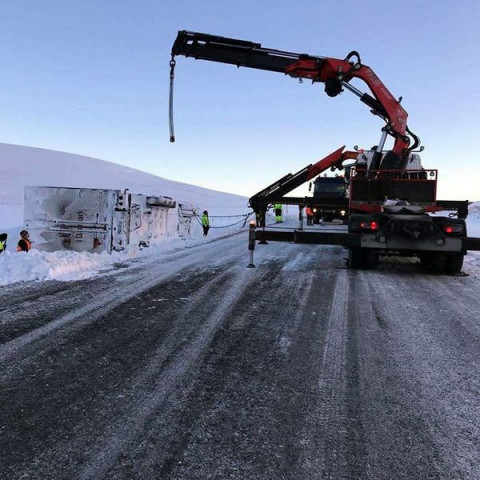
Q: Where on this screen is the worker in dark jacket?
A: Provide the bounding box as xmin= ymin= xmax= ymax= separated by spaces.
xmin=201 ymin=211 xmax=210 ymax=236
xmin=255 ymin=209 xmax=265 ymax=228
xmin=0 ymin=233 xmax=7 ymax=253
xmin=17 ymin=230 xmax=32 ymax=252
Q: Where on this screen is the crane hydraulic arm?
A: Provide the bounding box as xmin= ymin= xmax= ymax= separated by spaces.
xmin=170 ymin=30 xmax=419 ymax=156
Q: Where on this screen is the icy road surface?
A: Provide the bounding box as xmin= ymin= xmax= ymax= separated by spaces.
xmin=1 ymin=231 xmax=480 ymax=480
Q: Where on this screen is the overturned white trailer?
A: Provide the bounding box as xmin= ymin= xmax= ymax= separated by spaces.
xmin=24 ymin=186 xmax=182 ymax=253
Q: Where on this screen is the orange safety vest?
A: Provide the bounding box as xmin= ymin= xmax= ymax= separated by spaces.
xmin=305 ymin=207 xmax=314 ymax=216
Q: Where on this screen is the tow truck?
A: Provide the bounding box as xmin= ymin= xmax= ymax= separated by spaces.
xmin=170 ymin=30 xmax=480 ymax=273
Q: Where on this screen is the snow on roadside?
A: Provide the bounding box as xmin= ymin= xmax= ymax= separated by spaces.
xmin=0 ymin=249 xmax=114 ymax=285
xmin=464 ymin=203 xmax=480 ymax=277
xmin=465 ymin=251 xmax=480 ymax=276
xmin=0 ymin=223 xmax=249 ymax=287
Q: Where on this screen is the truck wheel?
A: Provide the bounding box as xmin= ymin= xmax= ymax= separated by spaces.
xmin=422 ymin=253 xmax=446 ymax=274
xmin=362 ymin=249 xmax=379 ymax=270
xmin=419 ymin=253 xmax=431 ymax=271
xmin=348 ymin=248 xmax=378 ymax=270
xmin=445 ymin=254 xmax=464 ymax=275
xmin=348 ymin=247 xmax=364 ymax=269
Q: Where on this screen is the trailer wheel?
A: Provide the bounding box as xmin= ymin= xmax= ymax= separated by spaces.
xmin=445 ymin=253 xmax=464 ymax=275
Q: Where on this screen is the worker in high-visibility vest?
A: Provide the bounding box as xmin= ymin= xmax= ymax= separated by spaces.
xmin=0 ymin=233 xmax=7 ymax=253
xmin=201 ymin=211 xmax=210 ymax=236
xmin=274 ymin=203 xmax=283 ymax=223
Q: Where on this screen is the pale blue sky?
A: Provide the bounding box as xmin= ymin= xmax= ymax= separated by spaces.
xmin=1 ymin=0 xmax=479 ymax=199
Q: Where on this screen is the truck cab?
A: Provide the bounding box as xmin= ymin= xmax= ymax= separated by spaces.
xmin=310 ymin=175 xmax=348 ymax=224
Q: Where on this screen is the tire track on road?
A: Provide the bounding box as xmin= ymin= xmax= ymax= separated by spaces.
xmin=313 ymin=268 xmax=350 ymax=478
xmin=76 ymin=263 xmax=264 ymax=480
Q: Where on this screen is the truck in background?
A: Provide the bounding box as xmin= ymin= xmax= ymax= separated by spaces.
xmin=308 ymin=175 xmax=348 ymax=224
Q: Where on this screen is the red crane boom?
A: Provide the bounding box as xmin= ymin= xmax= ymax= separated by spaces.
xmin=170 ymin=30 xmax=420 ymax=157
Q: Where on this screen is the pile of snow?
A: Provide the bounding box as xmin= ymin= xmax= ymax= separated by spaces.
xmin=467 ymin=202 xmax=480 ymax=237
xmin=0 ymin=233 xmax=237 ymax=287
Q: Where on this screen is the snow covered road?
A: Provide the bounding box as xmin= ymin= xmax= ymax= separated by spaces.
xmin=1 ymin=232 xmax=480 ymax=479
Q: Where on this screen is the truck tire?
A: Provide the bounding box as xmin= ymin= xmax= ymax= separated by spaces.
xmin=348 ymin=248 xmax=378 ymax=269
xmin=419 ymin=253 xmax=431 ymax=271
xmin=445 ymin=253 xmax=464 ymax=275
xmin=362 ymin=249 xmax=379 ymax=270
xmin=420 ymin=252 xmax=446 ymax=274
xmin=348 ymin=247 xmax=364 ymax=269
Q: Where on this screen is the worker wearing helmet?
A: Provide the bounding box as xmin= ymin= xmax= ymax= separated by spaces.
xmin=17 ymin=230 xmax=32 ymax=252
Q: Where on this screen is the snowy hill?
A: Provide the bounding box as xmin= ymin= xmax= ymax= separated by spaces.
xmin=0 ymin=143 xmax=249 ymax=229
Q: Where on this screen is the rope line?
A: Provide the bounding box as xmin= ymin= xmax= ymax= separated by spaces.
xmin=193 ymin=212 xmax=254 ymax=229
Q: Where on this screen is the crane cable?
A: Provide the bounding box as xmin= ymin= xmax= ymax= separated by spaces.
xmin=169 ymin=56 xmax=176 ymax=143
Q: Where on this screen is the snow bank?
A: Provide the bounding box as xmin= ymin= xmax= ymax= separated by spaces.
xmin=0 ymin=220 xmax=250 ymax=286
xmin=467 ymin=202 xmax=480 ymax=237
xmin=0 ymin=249 xmax=117 ymax=285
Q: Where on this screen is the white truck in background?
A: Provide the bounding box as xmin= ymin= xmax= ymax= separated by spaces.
xmin=23 ymin=186 xmax=193 ymax=253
